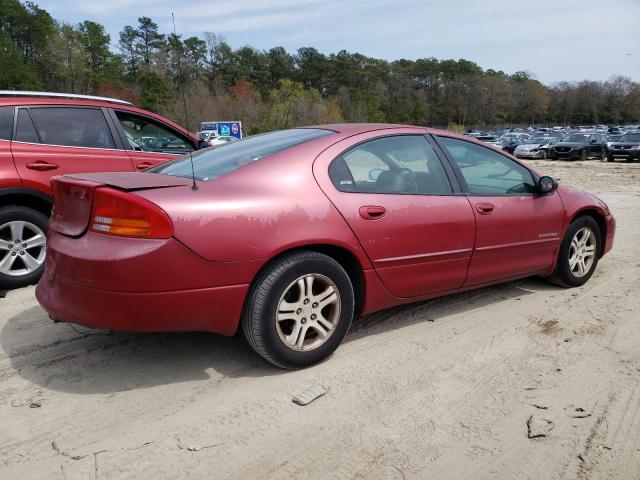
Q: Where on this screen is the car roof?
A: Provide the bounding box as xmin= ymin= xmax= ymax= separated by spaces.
xmin=0 ymin=97 xmax=197 ymax=141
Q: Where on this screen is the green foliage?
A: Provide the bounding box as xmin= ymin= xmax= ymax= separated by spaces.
xmin=1 ymin=2 xmax=638 ymax=130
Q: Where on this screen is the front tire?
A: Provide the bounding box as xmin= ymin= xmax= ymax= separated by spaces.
xmin=546 ymin=216 xmax=600 ymax=288
xmin=241 ymin=251 xmax=354 ymax=368
xmin=0 ymin=206 xmax=49 ymax=290
xmin=581 ymin=149 xmax=588 ymax=161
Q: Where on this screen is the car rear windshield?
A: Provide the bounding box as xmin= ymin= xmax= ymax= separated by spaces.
xmin=150 ymin=128 xmax=334 ymax=181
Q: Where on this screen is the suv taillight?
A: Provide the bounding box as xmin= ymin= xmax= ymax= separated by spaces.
xmin=90 ymin=188 xmax=173 ymax=239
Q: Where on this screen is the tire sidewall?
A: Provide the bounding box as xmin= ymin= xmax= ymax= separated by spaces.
xmin=556 ymin=216 xmax=601 ymax=287
xmin=248 ymin=253 xmax=354 ymax=368
xmin=0 ymin=206 xmax=49 ymax=289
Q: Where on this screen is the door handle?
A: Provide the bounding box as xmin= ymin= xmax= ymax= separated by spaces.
xmin=359 ymin=206 xmax=387 ymax=220
xmin=136 ymin=162 xmax=154 ymax=171
xmin=475 ymin=203 xmax=495 ymax=215
xmin=26 ymin=161 xmax=59 ymax=171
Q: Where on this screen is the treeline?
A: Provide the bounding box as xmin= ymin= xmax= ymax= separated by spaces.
xmin=2 ymin=0 xmax=639 ymax=134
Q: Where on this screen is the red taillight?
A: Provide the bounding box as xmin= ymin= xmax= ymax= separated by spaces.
xmin=90 ymin=188 xmax=173 ymax=239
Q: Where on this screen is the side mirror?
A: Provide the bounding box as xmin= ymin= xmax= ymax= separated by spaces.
xmin=538 ymin=175 xmax=558 ymax=194
xmin=369 ymin=168 xmax=383 ymax=181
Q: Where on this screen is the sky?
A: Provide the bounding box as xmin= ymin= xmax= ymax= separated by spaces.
xmin=38 ymin=0 xmax=640 ymax=84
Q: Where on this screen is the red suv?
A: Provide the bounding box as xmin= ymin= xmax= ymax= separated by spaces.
xmin=0 ymin=91 xmax=205 ymax=289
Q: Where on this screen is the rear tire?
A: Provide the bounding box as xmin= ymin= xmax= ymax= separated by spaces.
xmin=0 ymin=206 xmax=49 ymax=290
xmin=241 ymin=251 xmax=354 ymax=369
xmin=581 ymin=149 xmax=588 ymax=161
xmin=546 ymin=216 xmax=601 ymax=288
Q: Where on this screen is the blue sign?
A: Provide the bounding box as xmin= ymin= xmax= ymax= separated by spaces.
xmin=199 ymin=121 xmax=243 ymax=138
xmin=217 ymin=121 xmax=243 ymax=139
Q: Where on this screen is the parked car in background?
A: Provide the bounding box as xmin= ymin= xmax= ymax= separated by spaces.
xmin=197 ymin=130 xmax=219 ymax=145
xmin=514 ymin=136 xmax=561 ymax=159
xmin=36 ymin=124 xmax=615 ymax=368
xmin=605 ymin=130 xmax=640 ymax=162
xmin=550 ymin=133 xmax=607 ymax=161
xmin=0 ymin=91 xmax=207 ymax=289
xmin=489 ymin=136 xmax=526 ymax=154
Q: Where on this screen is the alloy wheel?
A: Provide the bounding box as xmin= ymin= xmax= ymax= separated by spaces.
xmin=568 ymin=227 xmax=596 ymax=278
xmin=275 ymin=273 xmax=341 ymax=352
xmin=0 ymin=221 xmax=47 ymax=277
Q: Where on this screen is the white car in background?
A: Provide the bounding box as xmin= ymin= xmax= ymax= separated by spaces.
xmin=209 ymin=135 xmax=239 ymax=148
xmin=514 ymin=136 xmax=561 ymax=159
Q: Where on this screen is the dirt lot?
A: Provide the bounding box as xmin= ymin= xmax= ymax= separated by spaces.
xmin=1 ymin=159 xmax=639 ymax=480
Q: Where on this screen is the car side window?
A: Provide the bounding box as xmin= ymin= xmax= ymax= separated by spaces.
xmin=0 ymin=106 xmax=14 ymax=141
xmin=29 ymin=107 xmax=115 ymax=149
xmin=329 ymin=135 xmax=452 ymax=195
xmin=437 ymin=136 xmax=536 ymax=195
xmin=15 ymin=109 xmax=40 ymax=144
xmin=114 ymin=111 xmax=191 ymax=154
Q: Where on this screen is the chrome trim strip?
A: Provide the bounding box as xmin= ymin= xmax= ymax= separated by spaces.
xmin=375 ymin=247 xmax=473 ymax=265
xmin=475 ymin=237 xmax=560 ymax=253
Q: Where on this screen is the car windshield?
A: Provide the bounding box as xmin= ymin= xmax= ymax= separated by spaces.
xmin=563 ymin=133 xmax=589 ymax=142
xmin=620 ymin=132 xmax=640 ymax=142
xmin=150 ymin=128 xmax=334 ymax=181
xmin=197 ymin=132 xmax=209 ymax=139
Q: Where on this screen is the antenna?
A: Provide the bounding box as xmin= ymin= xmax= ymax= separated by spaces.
xmin=172 ymin=12 xmax=198 ymax=191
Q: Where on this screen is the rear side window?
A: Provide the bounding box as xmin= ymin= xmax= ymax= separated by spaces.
xmin=329 ymin=135 xmax=452 ymax=195
xmin=15 ymin=109 xmax=40 ymax=143
xmin=30 ymin=107 xmax=115 ymax=149
xmin=151 ymin=128 xmax=334 ymax=181
xmin=437 ymin=136 xmax=536 ymax=195
xmin=0 ymin=106 xmax=14 ymax=141
xmin=114 ymin=111 xmax=191 ymax=154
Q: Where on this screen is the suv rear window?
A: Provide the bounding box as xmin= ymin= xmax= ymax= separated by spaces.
xmin=151 ymin=128 xmax=334 ymax=181
xmin=0 ymin=107 xmax=14 ymax=141
xmin=30 ymin=107 xmax=115 ymax=149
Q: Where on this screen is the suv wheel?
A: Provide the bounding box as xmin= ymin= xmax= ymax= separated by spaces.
xmin=581 ymin=149 xmax=588 ymax=161
xmin=242 ymin=251 xmax=354 ymax=368
xmin=546 ymin=216 xmax=600 ymax=288
xmin=0 ymin=206 xmax=48 ymax=290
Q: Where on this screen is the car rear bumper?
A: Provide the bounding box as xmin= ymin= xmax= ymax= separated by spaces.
xmin=36 ymin=276 xmax=248 ymax=335
xmin=35 ymin=231 xmax=260 ymax=335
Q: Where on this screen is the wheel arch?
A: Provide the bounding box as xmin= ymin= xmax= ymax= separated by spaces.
xmin=245 ymin=243 xmax=367 ymax=326
xmin=571 ymin=208 xmax=607 ymax=257
xmin=0 ymin=188 xmax=53 ymax=218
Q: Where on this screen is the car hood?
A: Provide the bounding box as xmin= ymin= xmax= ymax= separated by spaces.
xmin=517 ymin=143 xmax=545 ymax=150
xmin=608 ymin=142 xmax=640 ymax=147
xmin=553 ymin=142 xmax=586 ymax=148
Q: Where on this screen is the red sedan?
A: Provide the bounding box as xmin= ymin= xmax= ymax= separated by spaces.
xmin=36 ymin=124 xmax=615 ymax=368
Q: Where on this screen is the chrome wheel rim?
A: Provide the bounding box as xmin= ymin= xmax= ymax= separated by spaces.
xmin=275 ymin=273 xmax=341 ymax=352
xmin=0 ymin=221 xmax=46 ymax=276
xmin=569 ymin=227 xmax=596 ymax=278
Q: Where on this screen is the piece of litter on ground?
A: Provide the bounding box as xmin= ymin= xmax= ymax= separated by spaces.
xmin=572 ymin=407 xmax=592 ymax=418
xmin=527 ymin=415 xmax=554 ymax=439
xmin=578 ymin=453 xmax=586 ymax=462
xmin=29 ymin=400 xmax=41 ymax=408
xmin=530 ymin=404 xmax=548 ymax=410
xmin=292 ymin=384 xmax=327 ymax=406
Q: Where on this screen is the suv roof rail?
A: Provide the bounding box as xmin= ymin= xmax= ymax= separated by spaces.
xmin=0 ymin=90 xmax=133 ymax=106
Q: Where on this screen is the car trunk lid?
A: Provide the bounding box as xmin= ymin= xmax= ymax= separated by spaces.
xmin=50 ymin=173 xmax=191 ymax=237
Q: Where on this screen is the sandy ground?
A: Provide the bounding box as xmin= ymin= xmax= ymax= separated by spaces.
xmin=1 ymin=159 xmax=639 ymax=480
